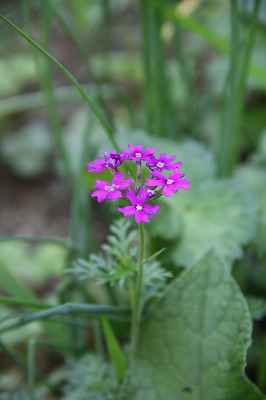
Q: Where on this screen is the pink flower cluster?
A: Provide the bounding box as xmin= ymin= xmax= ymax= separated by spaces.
xmin=87 ymin=144 xmax=191 ymax=224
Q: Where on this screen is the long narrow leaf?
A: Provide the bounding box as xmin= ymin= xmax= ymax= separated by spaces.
xmin=164 ymin=6 xmax=266 ymax=90
xmin=0 ymin=14 xmax=119 ymax=149
xmin=101 ymin=316 xmax=127 ymax=382
xmin=0 ymin=303 xmax=130 ymax=334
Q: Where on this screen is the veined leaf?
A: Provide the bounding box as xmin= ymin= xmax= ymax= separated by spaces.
xmin=170 ymin=179 xmax=257 ymax=267
xmin=130 ymin=250 xmax=265 ymax=400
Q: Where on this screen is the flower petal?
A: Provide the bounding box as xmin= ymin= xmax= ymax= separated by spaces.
xmin=143 ymin=204 xmax=160 ymax=215
xmin=117 ymin=205 xmax=136 ymax=216
xmin=108 ymin=191 xmax=123 ymax=200
xmin=86 ymin=159 xmax=106 ymax=173
xmin=94 ymin=180 xmax=109 ymax=189
xmin=119 ymin=177 xmax=133 ymax=189
xmin=91 ymin=190 xmax=109 ymax=202
xmin=175 ymin=179 xmax=192 ymax=190
xmin=163 ymin=185 xmax=177 ymax=197
xmin=146 ymin=178 xmax=165 ymax=187
xmin=125 ymin=188 xmax=137 ymax=205
xmin=113 ymin=172 xmax=126 ymax=184
xmin=135 ymin=211 xmax=150 ymax=223
xmin=150 ymin=170 xmax=164 ymax=179
xmin=137 ymin=186 xmax=148 ymax=204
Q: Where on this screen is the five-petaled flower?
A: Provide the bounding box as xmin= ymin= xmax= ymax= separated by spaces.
xmin=91 ymin=172 xmax=132 ymax=202
xmin=87 ymin=144 xmax=191 ymax=223
xmin=118 ymin=187 xmax=160 ymax=223
xmin=146 ymin=169 xmax=191 ymax=197
xmin=146 ymin=152 xmax=182 ymax=172
xmin=127 ymin=144 xmax=157 ymax=162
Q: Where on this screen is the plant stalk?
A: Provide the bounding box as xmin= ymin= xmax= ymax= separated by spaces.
xmin=130 ymin=222 xmax=145 ymax=360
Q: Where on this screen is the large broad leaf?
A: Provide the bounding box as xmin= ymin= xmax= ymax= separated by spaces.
xmin=170 ymin=179 xmax=257 ymax=267
xmin=236 ymin=164 xmax=266 ymax=260
xmin=130 ymin=250 xmax=265 ymax=400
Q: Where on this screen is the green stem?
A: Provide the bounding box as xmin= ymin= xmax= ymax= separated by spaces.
xmin=130 ymin=222 xmax=145 ymax=360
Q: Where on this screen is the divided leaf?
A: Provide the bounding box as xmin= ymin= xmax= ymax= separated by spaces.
xmin=170 ymin=180 xmax=257 ymax=267
xmin=130 ymin=250 xmax=265 ymax=400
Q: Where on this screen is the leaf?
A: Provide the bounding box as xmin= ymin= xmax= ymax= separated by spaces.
xmin=236 ymin=164 xmax=266 ymax=260
xmin=246 ymin=296 xmax=266 ymax=321
xmin=0 ymin=14 xmax=118 ymax=149
xmin=101 ymin=316 xmax=127 ymax=382
xmin=170 ymin=179 xmax=257 ymax=267
xmin=164 ymin=5 xmax=266 ymax=91
xmin=130 ymin=250 xmax=265 ymax=400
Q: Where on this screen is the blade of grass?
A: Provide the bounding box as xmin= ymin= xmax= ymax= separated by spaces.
xmin=0 ymin=263 xmax=72 ymax=346
xmin=0 ymin=84 xmax=114 ymax=117
xmin=46 ymin=0 xmax=91 ymax=78
xmin=101 ymin=316 xmax=127 ymax=382
xmin=0 ymin=264 xmax=36 ymax=302
xmin=0 ymin=296 xmax=52 ymax=309
xmin=0 ymin=14 xmax=119 ymax=150
xmin=218 ymin=0 xmax=261 ymax=176
xmin=164 ymin=4 xmax=266 ymax=90
xmin=217 ymin=0 xmax=240 ymax=176
xmin=140 ymin=0 xmax=171 ymax=138
xmin=0 ymin=303 xmax=130 ymax=334
xmin=0 ymin=339 xmax=27 ymax=371
xmin=0 ymin=235 xmax=72 ymax=249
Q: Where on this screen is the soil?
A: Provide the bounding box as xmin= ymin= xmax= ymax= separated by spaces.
xmin=0 ymin=164 xmax=71 ymax=237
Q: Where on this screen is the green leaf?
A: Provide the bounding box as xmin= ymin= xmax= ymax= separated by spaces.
xmin=130 ymin=250 xmax=265 ymax=400
xmin=236 ymin=164 xmax=266 ymax=260
xmin=164 ymin=6 xmax=266 ymax=91
xmin=170 ymin=179 xmax=257 ymax=267
xmin=101 ymin=316 xmax=127 ymax=382
xmin=246 ymin=296 xmax=266 ymax=321
xmin=0 ymin=14 xmax=118 ymax=150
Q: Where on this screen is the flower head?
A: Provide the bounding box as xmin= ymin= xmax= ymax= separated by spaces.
xmin=146 ymin=169 xmax=192 ymax=197
xmin=87 ymin=144 xmax=191 ymax=223
xmin=126 ymin=144 xmax=157 ymax=162
xmin=118 ymin=187 xmax=160 ymax=223
xmin=91 ymin=172 xmax=132 ymax=202
xmin=146 ymin=152 xmax=182 ymax=172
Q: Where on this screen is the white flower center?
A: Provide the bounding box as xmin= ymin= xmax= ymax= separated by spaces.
xmin=136 ymin=204 xmax=143 ymax=211
xmin=166 ymin=179 xmax=174 ymax=185
xmin=105 ymin=184 xmax=118 ymax=192
xmin=135 ymin=152 xmax=142 ymax=158
xmin=157 ymin=161 xmax=164 ymax=168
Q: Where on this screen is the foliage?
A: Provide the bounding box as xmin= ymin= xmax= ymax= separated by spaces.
xmin=129 ymin=250 xmax=265 ymax=400
xmin=1 ymin=0 xmax=266 ymax=399
xmin=71 ymin=218 xmax=171 ymax=302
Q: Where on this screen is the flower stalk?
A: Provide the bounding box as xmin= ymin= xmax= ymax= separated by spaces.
xmin=130 ymin=221 xmax=145 ymax=360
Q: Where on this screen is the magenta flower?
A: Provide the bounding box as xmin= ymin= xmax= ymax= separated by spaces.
xmin=91 ymin=172 xmax=132 ymax=203
xmin=126 ymin=144 xmax=157 ymax=162
xmin=87 ymin=150 xmax=125 ymax=173
xmin=117 ymin=187 xmax=160 ymax=223
xmin=146 ymin=153 xmax=182 ymax=172
xmin=146 ymin=169 xmax=192 ymax=197
xmin=86 ymin=158 xmax=107 ymax=173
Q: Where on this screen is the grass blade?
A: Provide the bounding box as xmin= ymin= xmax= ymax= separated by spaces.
xmin=101 ymin=316 xmax=127 ymax=382
xmin=0 ymin=14 xmax=119 ymax=150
